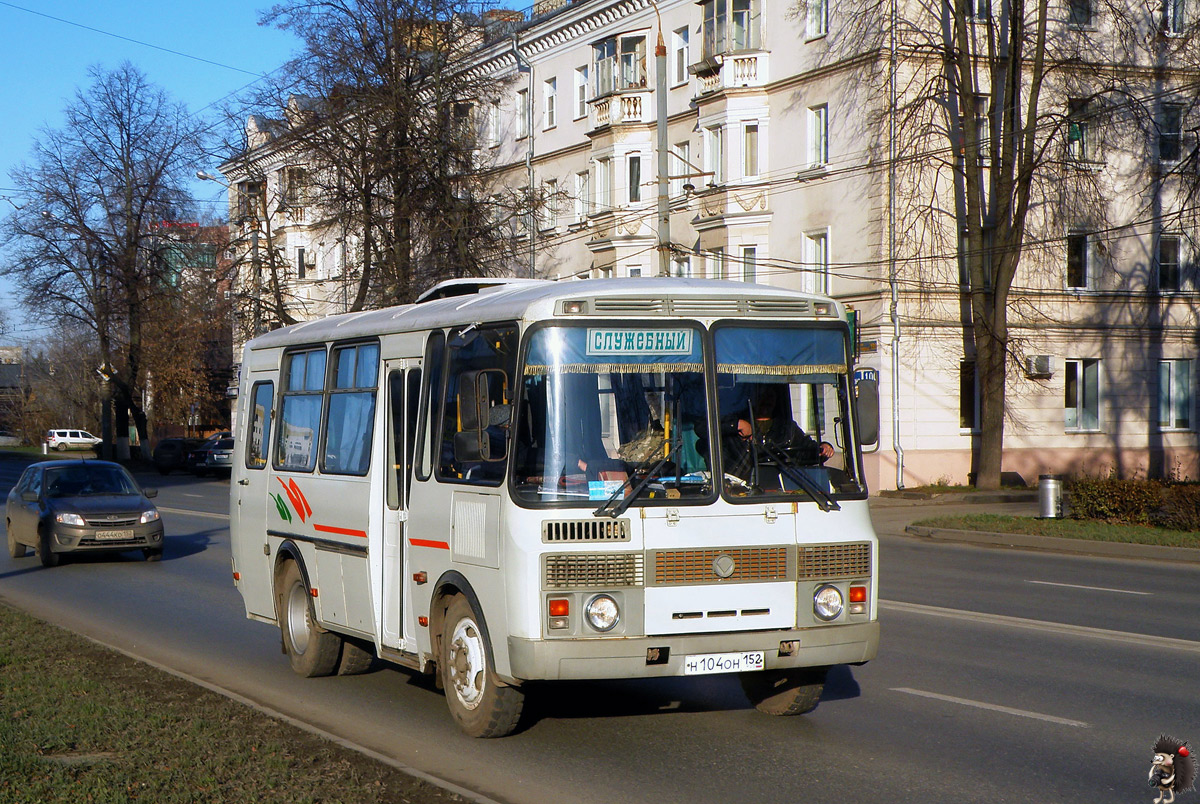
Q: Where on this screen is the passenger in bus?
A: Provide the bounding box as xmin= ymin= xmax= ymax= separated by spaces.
xmin=720 ymin=383 xmax=833 ymax=486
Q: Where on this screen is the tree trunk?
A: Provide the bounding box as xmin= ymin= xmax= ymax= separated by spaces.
xmin=973 ymin=317 xmax=1007 ymax=489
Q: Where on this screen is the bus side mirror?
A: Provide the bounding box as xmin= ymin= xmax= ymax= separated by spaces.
xmin=855 ymin=377 xmax=879 ymax=447
xmin=457 ymin=371 xmax=488 ymax=432
xmin=454 ymin=430 xmax=489 ymax=462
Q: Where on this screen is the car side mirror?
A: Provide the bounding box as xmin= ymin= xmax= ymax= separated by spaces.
xmin=143 ymin=489 xmax=158 ymax=498
xmin=21 ymin=491 xmax=38 ymax=503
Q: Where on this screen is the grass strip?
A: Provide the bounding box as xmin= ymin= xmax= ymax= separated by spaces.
xmin=0 ymin=603 xmax=464 ymax=804
xmin=911 ymin=514 xmax=1200 ymax=549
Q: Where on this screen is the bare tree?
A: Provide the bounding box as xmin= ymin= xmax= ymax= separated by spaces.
xmin=1 ymin=62 xmax=207 ymax=457
xmin=233 ymin=0 xmax=533 ymax=309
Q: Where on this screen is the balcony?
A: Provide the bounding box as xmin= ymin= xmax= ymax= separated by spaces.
xmin=590 ymin=88 xmax=653 ymax=129
xmin=692 ymin=51 xmax=770 ymax=95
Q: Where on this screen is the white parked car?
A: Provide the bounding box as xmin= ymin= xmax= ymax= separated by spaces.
xmin=46 ymin=429 xmax=102 ymax=451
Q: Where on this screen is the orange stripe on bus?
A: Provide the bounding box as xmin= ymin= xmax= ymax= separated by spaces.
xmin=409 ymin=538 xmax=450 ymax=550
xmin=313 ymin=524 xmax=368 ymax=539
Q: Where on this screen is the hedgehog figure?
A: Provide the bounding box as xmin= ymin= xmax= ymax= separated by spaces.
xmin=1150 ymin=734 xmax=1195 ymax=804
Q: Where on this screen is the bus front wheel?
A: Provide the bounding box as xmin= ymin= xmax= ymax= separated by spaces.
xmin=740 ymin=666 xmax=828 ymax=716
xmin=277 ymin=561 xmax=340 ymax=677
xmin=439 ymin=594 xmax=523 ymax=738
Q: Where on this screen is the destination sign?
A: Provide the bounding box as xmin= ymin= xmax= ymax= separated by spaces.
xmin=586 ymin=328 xmax=694 ymax=356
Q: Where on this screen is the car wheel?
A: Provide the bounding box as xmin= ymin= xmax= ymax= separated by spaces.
xmin=54 ymin=443 xmax=66 ymax=452
xmin=6 ymin=524 xmax=26 ymax=559
xmin=276 ymin=561 xmax=340 ymax=677
xmin=740 ymin=666 xmax=828 ymax=716
xmin=439 ymin=594 xmax=524 ymax=738
xmin=143 ymin=548 xmax=163 ymax=562
xmin=35 ymin=528 xmax=60 ymax=568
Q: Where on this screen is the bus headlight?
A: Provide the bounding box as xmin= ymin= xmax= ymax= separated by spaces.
xmin=813 ymin=584 xmax=844 ymax=621
xmin=585 ymin=594 xmax=620 ymax=632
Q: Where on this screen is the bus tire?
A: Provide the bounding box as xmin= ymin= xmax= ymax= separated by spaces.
xmin=337 ymin=639 xmax=375 ymax=676
xmin=439 ymin=594 xmax=523 ymax=738
xmin=277 ymin=561 xmax=340 ymax=678
xmin=740 ymin=666 xmax=828 ymax=716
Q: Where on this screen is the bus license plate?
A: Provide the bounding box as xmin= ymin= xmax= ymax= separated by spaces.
xmin=683 ymin=651 xmax=765 ymax=676
xmin=95 ymin=529 xmax=134 ymax=541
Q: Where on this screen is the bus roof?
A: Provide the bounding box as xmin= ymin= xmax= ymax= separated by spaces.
xmin=244 ymin=278 xmax=843 ymax=352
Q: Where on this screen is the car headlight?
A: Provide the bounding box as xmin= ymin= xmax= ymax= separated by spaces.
xmin=140 ymin=509 xmax=160 ymax=524
xmin=584 ymin=594 xmax=620 ymax=632
xmin=813 ymin=584 xmax=844 ymax=621
xmin=55 ymin=512 xmax=86 ymax=527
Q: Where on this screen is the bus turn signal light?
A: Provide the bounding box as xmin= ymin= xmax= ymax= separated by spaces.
xmin=849 ymin=585 xmax=867 ymax=614
xmin=549 ymin=598 xmax=570 ymax=617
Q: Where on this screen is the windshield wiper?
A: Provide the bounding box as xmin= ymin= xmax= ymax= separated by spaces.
xmin=754 ymin=439 xmax=840 ymax=512
xmin=594 ymin=397 xmax=682 ymax=519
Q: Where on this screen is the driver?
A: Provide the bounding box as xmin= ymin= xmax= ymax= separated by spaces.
xmin=722 ymin=384 xmax=833 ymax=483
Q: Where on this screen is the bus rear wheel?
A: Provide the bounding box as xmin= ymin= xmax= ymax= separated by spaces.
xmin=740 ymin=666 xmax=828 ymax=716
xmin=277 ymin=561 xmax=340 ymax=677
xmin=439 ymin=594 xmax=523 ymax=738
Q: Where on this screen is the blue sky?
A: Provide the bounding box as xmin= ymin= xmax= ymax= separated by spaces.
xmin=0 ymin=1 xmax=301 ymax=342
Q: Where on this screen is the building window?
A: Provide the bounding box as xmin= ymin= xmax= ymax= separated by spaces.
xmin=574 ymin=171 xmax=591 ymax=221
xmin=1159 ymin=235 xmax=1182 ymax=291
xmin=627 ymin=264 xmax=644 ymax=278
xmin=1160 ymin=104 xmax=1183 ymax=163
xmin=672 ymin=27 xmax=690 ymax=85
xmin=237 ymin=180 xmax=263 ymax=221
xmin=707 ymin=247 xmax=726 ymax=279
xmin=803 ymin=230 xmax=830 ymax=294
xmin=743 ymin=123 xmax=760 ymax=178
xmin=1065 ymin=358 xmax=1101 ymax=431
xmin=1067 ymin=232 xmax=1090 ymax=289
xmin=596 ymin=157 xmax=611 ymax=210
xmin=808 ymin=105 xmax=829 ymax=168
xmin=488 ymin=100 xmax=500 ymax=147
xmin=1067 ymin=99 xmax=1093 ymax=162
xmin=543 ymin=77 xmax=557 ymax=130
xmin=594 ymin=36 xmax=647 ymax=95
xmin=967 ymin=0 xmax=990 ymax=18
xmin=674 ymin=256 xmax=694 ymax=277
xmin=296 ymin=247 xmax=307 ymax=280
xmin=973 ymin=95 xmax=991 ymax=159
xmin=671 ymin=141 xmax=691 ymax=196
xmin=741 ymin=245 xmax=757 ymax=282
xmin=284 ymin=167 xmax=308 ymax=208
xmin=702 ymin=0 xmax=761 ymax=58
xmin=1160 ymin=359 xmax=1192 ymax=430
xmin=628 ymin=155 xmax=642 ymax=203
xmin=959 ymin=361 xmax=979 ymax=431
xmin=807 ymin=0 xmax=828 ymax=37
xmin=517 ymin=89 xmax=529 ymax=138
xmin=540 ymin=178 xmax=557 ymax=231
xmin=1068 ymin=0 xmax=1092 ymax=26
xmin=704 ymin=125 xmax=724 ymax=185
xmin=1164 ymin=0 xmax=1185 ymax=33
xmin=574 ymin=66 xmax=588 ymax=119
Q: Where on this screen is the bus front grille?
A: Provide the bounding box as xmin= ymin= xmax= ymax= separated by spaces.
xmin=544 ymin=553 xmax=644 ymax=588
xmin=797 ymin=543 xmax=871 ymax=579
xmin=653 ymin=547 xmax=790 ymax=585
xmin=542 ymin=519 xmax=631 ymax=543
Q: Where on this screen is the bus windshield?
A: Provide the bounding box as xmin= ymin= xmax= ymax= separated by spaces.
xmin=513 ymin=325 xmax=714 ymax=505
xmin=713 ymin=324 xmax=865 ymax=501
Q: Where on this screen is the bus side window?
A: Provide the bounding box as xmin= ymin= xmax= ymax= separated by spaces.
xmin=274 ymin=348 xmax=327 ymax=473
xmin=405 ymin=369 xmax=421 ymax=503
xmin=322 ymin=342 xmax=379 ymax=476
xmin=437 ymin=324 xmax=518 ymax=485
xmin=415 ymin=332 xmax=445 ymax=482
xmin=246 ymin=381 xmax=274 ymax=469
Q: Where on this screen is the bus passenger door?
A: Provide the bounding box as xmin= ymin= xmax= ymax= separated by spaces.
xmin=233 ymin=376 xmax=276 ymax=619
xmin=381 ymin=361 xmax=420 ymax=649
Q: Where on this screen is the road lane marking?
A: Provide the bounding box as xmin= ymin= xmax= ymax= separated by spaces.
xmin=891 ymin=688 xmax=1090 ymax=728
xmin=881 ymin=599 xmax=1200 ymax=653
xmin=157 ymin=506 xmax=229 ymax=520
xmin=1025 ymin=580 xmax=1151 ymax=596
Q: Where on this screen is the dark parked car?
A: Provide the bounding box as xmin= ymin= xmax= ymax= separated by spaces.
xmin=196 ymin=438 xmax=235 ymax=475
xmin=152 ymin=437 xmax=202 ymax=475
xmin=187 ymin=431 xmax=232 ymax=476
xmin=5 ymin=460 xmax=164 ymax=567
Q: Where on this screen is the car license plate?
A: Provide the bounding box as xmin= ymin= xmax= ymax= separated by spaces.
xmin=683 ymin=650 xmax=765 ymax=676
xmin=95 ymin=529 xmax=134 ymax=541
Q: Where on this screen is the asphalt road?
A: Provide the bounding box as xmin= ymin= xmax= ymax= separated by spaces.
xmin=2 ymin=455 xmax=1197 ymax=803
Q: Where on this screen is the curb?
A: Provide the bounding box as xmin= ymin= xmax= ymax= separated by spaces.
xmin=905 ymin=524 xmax=1200 ymax=564
xmin=873 ymin=491 xmax=1038 ymax=505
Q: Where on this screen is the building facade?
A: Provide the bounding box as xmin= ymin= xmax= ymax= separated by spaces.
xmin=222 ymin=0 xmax=1200 ymax=489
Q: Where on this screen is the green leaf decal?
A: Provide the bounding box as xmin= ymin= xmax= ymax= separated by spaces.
xmin=271 ymin=493 xmax=293 ymax=523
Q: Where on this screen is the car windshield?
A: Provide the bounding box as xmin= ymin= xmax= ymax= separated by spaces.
xmin=513 ymin=325 xmax=713 ymax=505
xmin=713 ymin=325 xmax=865 ymax=501
xmin=44 ymin=465 xmax=139 ymax=497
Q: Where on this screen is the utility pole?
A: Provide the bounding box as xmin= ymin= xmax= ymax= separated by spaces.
xmin=655 ymin=27 xmax=671 ymax=276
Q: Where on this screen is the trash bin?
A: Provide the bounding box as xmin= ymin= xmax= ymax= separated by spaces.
xmin=1038 ymin=474 xmax=1064 ymax=519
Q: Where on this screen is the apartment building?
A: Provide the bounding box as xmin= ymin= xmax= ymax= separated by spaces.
xmin=221 ymin=0 xmax=1200 ymax=489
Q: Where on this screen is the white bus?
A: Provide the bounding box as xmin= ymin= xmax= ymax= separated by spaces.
xmin=229 ymin=278 xmax=881 ymax=737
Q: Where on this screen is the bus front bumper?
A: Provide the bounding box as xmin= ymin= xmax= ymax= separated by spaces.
xmin=506 ymin=620 xmax=878 ymax=682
